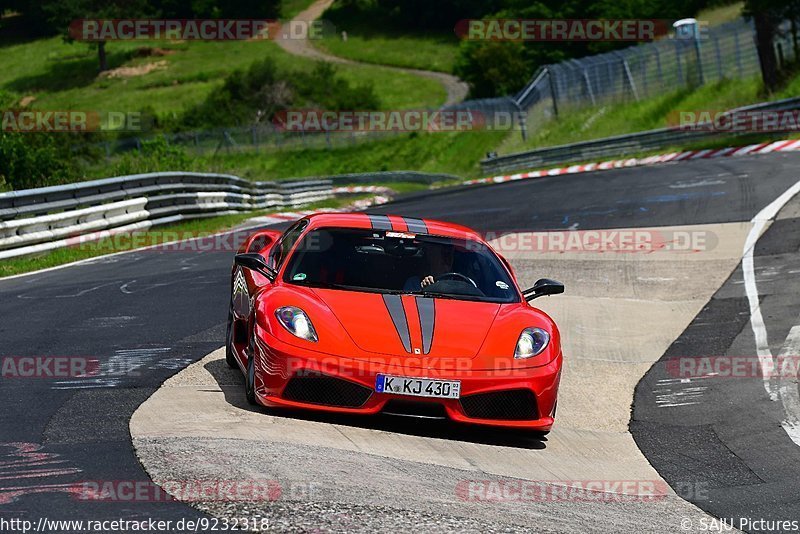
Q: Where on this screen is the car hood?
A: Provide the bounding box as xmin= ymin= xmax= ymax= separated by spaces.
xmin=313 ymin=289 xmax=501 ymax=360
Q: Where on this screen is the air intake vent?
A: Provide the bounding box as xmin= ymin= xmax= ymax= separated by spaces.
xmin=460 ymin=389 xmax=539 ymax=420
xmin=282 ymin=371 xmax=372 ymax=408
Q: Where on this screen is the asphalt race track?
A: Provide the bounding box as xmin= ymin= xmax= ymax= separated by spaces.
xmin=2 ymin=152 xmax=800 ymax=532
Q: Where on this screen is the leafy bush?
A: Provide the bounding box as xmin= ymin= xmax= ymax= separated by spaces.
xmin=105 ymin=137 xmax=194 ymax=176
xmin=454 ymin=41 xmax=532 ymax=99
xmin=178 ymin=59 xmax=380 ymax=130
xmin=293 ymin=62 xmax=380 ymax=110
xmin=0 ymin=132 xmax=81 ymax=191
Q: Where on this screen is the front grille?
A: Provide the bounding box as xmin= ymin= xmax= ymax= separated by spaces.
xmin=282 ymin=371 xmax=372 ymax=408
xmin=460 ymin=389 xmax=539 ymax=420
xmin=382 ymin=400 xmax=448 ymax=419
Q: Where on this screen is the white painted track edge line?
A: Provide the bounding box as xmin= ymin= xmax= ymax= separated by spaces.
xmin=742 ymin=180 xmax=800 ymax=405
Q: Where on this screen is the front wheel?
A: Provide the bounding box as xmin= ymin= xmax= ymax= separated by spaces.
xmin=225 ymin=310 xmax=238 ymax=369
xmin=245 ymin=345 xmax=257 ymax=406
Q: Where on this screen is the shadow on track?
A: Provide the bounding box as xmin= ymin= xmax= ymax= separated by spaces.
xmin=204 ymin=357 xmax=547 ymax=450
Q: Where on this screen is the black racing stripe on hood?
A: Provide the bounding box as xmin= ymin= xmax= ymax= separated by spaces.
xmin=416 ymin=297 xmax=435 ymax=354
xmin=367 ymin=214 xmax=393 ymax=231
xmin=382 ymin=294 xmax=411 ymax=353
xmin=403 ymin=217 xmax=427 ymax=234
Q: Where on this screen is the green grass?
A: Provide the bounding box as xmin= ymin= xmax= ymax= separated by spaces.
xmin=186 ymin=130 xmax=504 ymax=180
xmin=697 ymin=2 xmax=744 ymax=26
xmin=309 ymin=1 xmax=461 ymax=74
xmin=78 ymin=129 xmax=502 ymax=182
xmin=281 ymin=0 xmax=318 ymax=19
xmin=0 ymin=194 xmax=373 ymax=278
xmin=0 ymin=32 xmax=446 ymax=118
xmin=495 ymin=76 xmax=771 ymax=155
xmin=314 ymin=33 xmax=460 ymax=73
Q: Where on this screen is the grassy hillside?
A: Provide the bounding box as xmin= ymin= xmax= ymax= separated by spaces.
xmin=0 ymin=16 xmax=446 ymax=117
xmin=311 ymin=2 xmax=460 ymax=73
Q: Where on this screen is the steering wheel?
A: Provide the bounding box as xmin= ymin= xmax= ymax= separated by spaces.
xmin=436 ymin=272 xmax=478 ymax=287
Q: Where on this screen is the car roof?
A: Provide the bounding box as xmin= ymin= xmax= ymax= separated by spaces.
xmin=300 ymin=212 xmax=485 ymax=242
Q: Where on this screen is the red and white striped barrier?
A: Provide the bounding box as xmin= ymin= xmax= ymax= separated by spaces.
xmin=470 ymin=138 xmax=800 ymax=186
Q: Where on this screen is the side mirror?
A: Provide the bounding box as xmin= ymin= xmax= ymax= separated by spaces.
xmin=523 ymin=278 xmax=564 ymax=301
xmin=234 ymin=253 xmax=277 ymax=282
xmin=243 ymin=229 xmax=282 ymax=254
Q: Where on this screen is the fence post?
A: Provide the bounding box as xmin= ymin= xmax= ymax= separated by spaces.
xmin=546 ymin=68 xmax=559 ymax=118
xmin=713 ymin=35 xmax=724 ymax=80
xmin=675 ymin=41 xmax=685 ymax=86
xmin=654 ymin=46 xmax=664 ymax=87
xmin=639 ymin=50 xmax=648 ymax=97
xmin=513 ymin=99 xmax=528 ymax=142
xmin=734 ymin=30 xmax=744 ymax=77
xmin=582 ymin=68 xmax=596 ymax=105
xmin=616 ymin=52 xmax=639 ymax=101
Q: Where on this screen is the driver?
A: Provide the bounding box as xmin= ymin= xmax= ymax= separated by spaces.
xmin=420 ymin=244 xmax=455 ymax=288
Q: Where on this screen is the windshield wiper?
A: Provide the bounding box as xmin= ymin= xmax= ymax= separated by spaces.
xmin=300 ymin=281 xmax=405 ymax=295
xmin=416 ymin=291 xmax=480 ymax=301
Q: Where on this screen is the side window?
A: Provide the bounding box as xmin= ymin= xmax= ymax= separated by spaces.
xmin=271 ymin=220 xmax=308 ymax=268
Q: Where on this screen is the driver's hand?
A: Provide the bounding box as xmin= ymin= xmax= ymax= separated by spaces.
xmin=420 ymin=275 xmax=435 ymax=288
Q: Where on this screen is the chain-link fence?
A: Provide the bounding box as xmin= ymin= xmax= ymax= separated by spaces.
xmin=488 ymin=18 xmax=799 ymax=140
xmin=96 ymin=124 xmax=407 ymax=157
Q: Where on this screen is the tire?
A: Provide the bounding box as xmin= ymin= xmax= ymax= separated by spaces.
xmin=245 ymin=340 xmax=257 ymax=406
xmin=225 ymin=310 xmax=238 ymax=369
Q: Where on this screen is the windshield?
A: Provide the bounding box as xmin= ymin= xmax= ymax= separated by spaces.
xmin=283 ymin=227 xmax=519 ymax=303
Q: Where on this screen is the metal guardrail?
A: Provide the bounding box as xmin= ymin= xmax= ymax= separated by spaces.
xmin=0 ymin=172 xmax=332 ymax=260
xmin=480 ymin=97 xmax=800 ymax=175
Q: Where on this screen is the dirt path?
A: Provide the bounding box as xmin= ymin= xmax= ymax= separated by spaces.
xmin=276 ymin=0 xmax=468 ymax=107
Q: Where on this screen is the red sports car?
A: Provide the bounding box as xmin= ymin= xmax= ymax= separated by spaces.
xmin=227 ymin=213 xmax=564 ymax=433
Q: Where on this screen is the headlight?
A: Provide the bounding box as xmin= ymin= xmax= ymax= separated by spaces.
xmin=275 ymin=306 xmax=318 ymax=342
xmin=514 ymin=328 xmax=550 ymax=359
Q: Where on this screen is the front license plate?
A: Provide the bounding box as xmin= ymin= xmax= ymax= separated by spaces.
xmin=375 ymin=374 xmax=461 ymax=399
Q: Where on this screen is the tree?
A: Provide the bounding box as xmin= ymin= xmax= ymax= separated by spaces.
xmin=40 ymin=0 xmax=152 ymax=72
xmin=743 ymin=0 xmax=800 ymax=92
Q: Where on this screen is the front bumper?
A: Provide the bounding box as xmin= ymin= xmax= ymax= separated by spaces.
xmin=252 ymin=330 xmax=562 ymax=431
